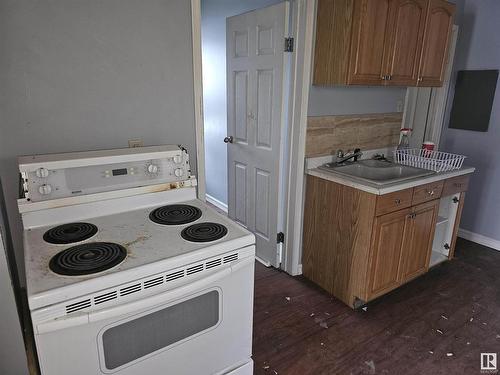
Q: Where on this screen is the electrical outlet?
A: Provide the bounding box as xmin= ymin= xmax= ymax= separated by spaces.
xmin=128 ymin=139 xmax=143 ymax=148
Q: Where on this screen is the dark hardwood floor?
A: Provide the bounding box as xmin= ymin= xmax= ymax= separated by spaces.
xmin=253 ymin=238 xmax=500 ymax=375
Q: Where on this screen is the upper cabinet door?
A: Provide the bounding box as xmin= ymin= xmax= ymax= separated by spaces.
xmin=417 ymin=0 xmax=455 ymax=86
xmin=347 ymin=0 xmax=391 ymax=85
xmin=384 ymin=0 xmax=428 ymax=86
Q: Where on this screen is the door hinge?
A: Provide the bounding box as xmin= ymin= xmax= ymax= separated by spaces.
xmin=284 ymin=37 xmax=294 ymax=52
xmin=277 ymin=232 xmax=285 ymax=243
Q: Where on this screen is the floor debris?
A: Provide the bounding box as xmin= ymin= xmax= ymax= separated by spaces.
xmin=441 ymin=315 xmax=449 ymax=320
xmin=310 ymin=313 xmax=315 ymax=317
xmin=285 ymin=297 xmax=291 ymax=302
xmin=319 ymin=321 xmax=329 ymax=329
xmin=429 ymin=351 xmax=434 ymax=354
xmin=436 ymin=329 xmax=444 ymax=335
xmin=446 ymin=353 xmax=454 ymax=357
xmin=364 ymin=360 xmax=376 ymax=374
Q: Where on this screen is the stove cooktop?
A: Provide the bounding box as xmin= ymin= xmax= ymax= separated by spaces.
xmin=24 ymin=199 xmax=254 ymax=309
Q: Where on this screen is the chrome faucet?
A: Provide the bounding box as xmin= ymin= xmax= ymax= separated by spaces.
xmin=336 ymin=148 xmax=362 ymax=164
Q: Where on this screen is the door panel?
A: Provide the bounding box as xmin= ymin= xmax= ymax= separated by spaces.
xmin=227 ymin=3 xmax=288 ymax=266
xmin=348 ymin=0 xmax=391 ymax=85
xmin=385 ymin=0 xmax=427 ymax=85
xmin=418 ymin=0 xmax=455 ymax=86
xmin=399 ymin=200 xmax=438 ymax=282
xmin=256 ymin=69 xmax=274 ymax=149
xmin=255 ymin=169 xmax=270 ymax=240
xmin=234 ymin=163 xmax=248 ymax=226
xmin=234 ymin=71 xmax=249 ymax=143
xmin=368 ymin=208 xmax=411 ymax=299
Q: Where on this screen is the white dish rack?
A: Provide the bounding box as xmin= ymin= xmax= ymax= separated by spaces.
xmin=393 ymin=149 xmax=466 ymax=172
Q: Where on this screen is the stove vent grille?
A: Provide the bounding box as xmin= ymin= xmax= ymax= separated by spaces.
xmin=63 ymin=251 xmax=241 ymax=315
xmin=66 ymin=299 xmax=91 ymax=314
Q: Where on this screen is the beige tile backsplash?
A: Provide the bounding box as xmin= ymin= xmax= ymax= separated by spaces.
xmin=306 ymin=112 xmax=403 ymax=157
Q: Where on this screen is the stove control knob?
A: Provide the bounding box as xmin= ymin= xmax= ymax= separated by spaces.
xmin=147 ymin=164 xmax=159 ymax=174
xmin=173 ymin=155 xmax=183 ymax=164
xmin=38 ymin=184 xmax=52 ymax=195
xmin=174 ymin=168 xmax=183 ymax=177
xmin=36 ymin=168 xmax=49 ymax=178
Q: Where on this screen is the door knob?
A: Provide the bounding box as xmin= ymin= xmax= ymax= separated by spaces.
xmin=224 ymin=136 xmax=234 ymax=144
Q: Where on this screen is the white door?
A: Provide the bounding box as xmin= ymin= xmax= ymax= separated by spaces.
xmin=226 ymin=3 xmax=289 ymax=267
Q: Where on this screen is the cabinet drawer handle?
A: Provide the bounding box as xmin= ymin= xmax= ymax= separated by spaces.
xmin=426 ymin=190 xmax=435 ymax=196
xmin=394 ymin=199 xmax=401 ymax=205
xmin=417 ymin=77 xmax=423 ymax=82
xmin=408 ymin=213 xmax=417 ymax=219
xmin=454 ymin=183 xmax=463 ymax=188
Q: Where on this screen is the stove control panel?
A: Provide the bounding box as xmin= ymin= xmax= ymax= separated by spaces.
xmin=20 ymin=146 xmax=194 ymax=202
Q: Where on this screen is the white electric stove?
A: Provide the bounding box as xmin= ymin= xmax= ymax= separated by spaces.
xmin=18 ymin=145 xmax=255 ymax=375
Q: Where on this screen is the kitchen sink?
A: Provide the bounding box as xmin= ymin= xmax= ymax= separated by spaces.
xmin=318 ymin=159 xmax=435 ymax=186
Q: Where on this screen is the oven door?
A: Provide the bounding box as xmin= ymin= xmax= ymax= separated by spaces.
xmin=34 ymin=257 xmax=254 ymax=375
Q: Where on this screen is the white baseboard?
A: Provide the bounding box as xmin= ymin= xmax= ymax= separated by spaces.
xmin=458 ymin=228 xmax=500 ymax=251
xmin=297 ymin=264 xmax=303 ymax=275
xmin=255 ymin=256 xmax=271 ymax=267
xmin=205 ymin=194 xmax=228 ymax=213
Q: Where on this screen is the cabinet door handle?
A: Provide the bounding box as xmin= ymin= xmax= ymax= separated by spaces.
xmin=388 ymin=75 xmax=392 ymax=81
xmin=394 ymin=199 xmax=401 ymax=205
xmin=381 ymin=75 xmax=387 ymax=80
xmin=417 ymin=77 xmax=423 ymax=82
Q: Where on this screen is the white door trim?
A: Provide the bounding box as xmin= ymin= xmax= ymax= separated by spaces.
xmin=426 ymin=25 xmax=459 ymax=147
xmin=190 ymin=0 xmax=206 ymax=201
xmin=401 ymin=25 xmax=459 ymax=148
xmin=283 ymin=0 xmax=316 ymax=275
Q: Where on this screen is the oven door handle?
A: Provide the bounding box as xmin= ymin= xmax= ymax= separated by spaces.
xmin=36 ymin=257 xmax=253 ymax=334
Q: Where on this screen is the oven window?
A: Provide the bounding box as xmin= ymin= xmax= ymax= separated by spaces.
xmin=101 ymin=290 xmax=219 ymax=370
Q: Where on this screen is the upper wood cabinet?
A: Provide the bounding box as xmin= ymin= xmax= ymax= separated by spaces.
xmin=417 ymin=0 xmax=455 ymax=86
xmin=384 ymin=0 xmax=428 ymax=86
xmin=348 ymin=0 xmax=392 ymax=85
xmin=312 ymin=0 xmax=455 ymax=87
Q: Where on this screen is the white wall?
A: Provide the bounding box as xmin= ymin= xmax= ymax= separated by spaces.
xmin=308 ymin=86 xmax=406 ymax=116
xmin=440 ymin=0 xmax=500 ymax=242
xmin=201 ymin=0 xmax=283 ymax=206
xmin=0 ymin=0 xmax=197 ymax=283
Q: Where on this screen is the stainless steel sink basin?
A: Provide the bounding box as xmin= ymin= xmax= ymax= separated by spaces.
xmin=318 ymin=159 xmax=435 ymax=186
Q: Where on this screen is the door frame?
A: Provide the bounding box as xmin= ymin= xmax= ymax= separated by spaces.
xmin=401 ymin=25 xmax=459 ymax=148
xmin=191 ymin=0 xmax=314 ymax=272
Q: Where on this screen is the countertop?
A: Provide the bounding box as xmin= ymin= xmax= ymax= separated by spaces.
xmin=306 ymin=166 xmax=475 ymax=195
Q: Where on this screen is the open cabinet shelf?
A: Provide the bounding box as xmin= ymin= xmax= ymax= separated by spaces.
xmin=428 ymin=192 xmax=461 ymax=268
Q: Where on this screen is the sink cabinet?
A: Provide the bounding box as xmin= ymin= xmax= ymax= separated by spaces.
xmin=312 ymin=0 xmax=455 ymax=87
xmin=302 ymin=173 xmax=469 ymax=308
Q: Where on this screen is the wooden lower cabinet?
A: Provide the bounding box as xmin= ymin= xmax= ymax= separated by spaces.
xmin=367 ymin=208 xmax=411 ymax=299
xmin=399 ymin=200 xmax=439 ymax=282
xmin=302 ymin=175 xmax=465 ymax=309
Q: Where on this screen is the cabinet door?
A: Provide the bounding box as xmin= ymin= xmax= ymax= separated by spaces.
xmin=368 ymin=208 xmax=411 ymax=299
xmin=399 ymin=200 xmax=438 ymax=282
xmin=347 ymin=0 xmax=392 ymax=85
xmin=417 ymin=0 xmax=455 ymax=86
xmin=384 ymin=0 xmax=428 ymax=86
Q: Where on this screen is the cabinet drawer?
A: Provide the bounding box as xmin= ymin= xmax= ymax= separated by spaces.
xmin=376 ymin=189 xmax=413 ymax=216
xmin=412 ymin=181 xmax=444 ymax=205
xmin=442 ymin=175 xmax=470 ymax=196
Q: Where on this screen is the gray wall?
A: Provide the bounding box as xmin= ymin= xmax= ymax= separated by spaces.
xmin=0 ymin=0 xmax=197 ymax=282
xmin=308 ymin=86 xmax=406 ymax=116
xmin=440 ymin=0 xmax=500 ymax=241
xmin=201 ymin=0 xmax=282 ymax=206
